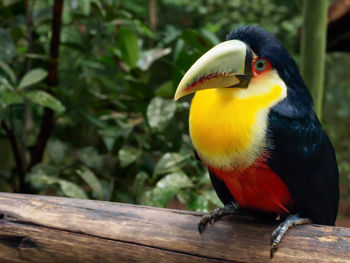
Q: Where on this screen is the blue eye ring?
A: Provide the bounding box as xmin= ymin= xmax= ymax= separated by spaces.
xmin=254 ymin=58 xmax=267 ymax=71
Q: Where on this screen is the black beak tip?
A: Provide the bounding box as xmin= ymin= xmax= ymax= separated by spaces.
xmin=235 ymin=74 xmax=252 ymax=89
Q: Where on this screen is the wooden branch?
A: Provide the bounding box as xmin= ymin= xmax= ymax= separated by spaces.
xmin=0 ymin=193 xmax=349 ymax=262
xmin=29 ymin=0 xmax=63 ymax=169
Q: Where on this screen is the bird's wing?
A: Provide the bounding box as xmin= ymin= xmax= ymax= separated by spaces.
xmin=208 ymin=169 xmax=237 ymax=205
xmin=266 ymin=111 xmax=339 ymax=225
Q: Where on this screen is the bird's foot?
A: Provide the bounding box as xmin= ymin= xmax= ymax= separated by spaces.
xmin=270 ymin=214 xmax=311 ymax=258
xmin=198 ymin=202 xmax=240 ymax=233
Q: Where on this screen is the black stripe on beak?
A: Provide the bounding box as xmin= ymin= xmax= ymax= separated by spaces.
xmin=228 ymin=45 xmax=252 ymax=89
xmin=244 ymin=44 xmax=253 ymax=76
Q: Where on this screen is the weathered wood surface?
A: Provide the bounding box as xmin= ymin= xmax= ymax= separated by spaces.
xmin=0 ymin=193 xmax=350 ymax=263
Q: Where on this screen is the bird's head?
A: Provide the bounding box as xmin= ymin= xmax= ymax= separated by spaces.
xmin=174 ymin=26 xmax=312 ymax=118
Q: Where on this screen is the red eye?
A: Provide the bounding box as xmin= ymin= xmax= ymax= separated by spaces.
xmin=252 ymin=57 xmax=271 ymax=76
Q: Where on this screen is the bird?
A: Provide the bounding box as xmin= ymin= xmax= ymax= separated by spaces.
xmin=173 ymin=25 xmax=339 ymax=257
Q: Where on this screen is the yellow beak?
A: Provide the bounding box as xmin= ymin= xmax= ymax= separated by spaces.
xmin=174 ymin=40 xmax=252 ymax=101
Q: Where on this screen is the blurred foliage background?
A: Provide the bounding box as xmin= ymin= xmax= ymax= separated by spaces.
xmin=0 ymin=0 xmax=349 ymax=221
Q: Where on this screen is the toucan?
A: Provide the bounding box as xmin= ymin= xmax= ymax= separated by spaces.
xmin=174 ymin=26 xmax=339 ymax=257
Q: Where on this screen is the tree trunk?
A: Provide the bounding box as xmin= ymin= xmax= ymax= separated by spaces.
xmin=149 ymin=0 xmax=157 ymax=47
xmin=300 ymin=0 xmax=328 ymax=119
xmin=29 ymin=0 xmax=64 ymax=169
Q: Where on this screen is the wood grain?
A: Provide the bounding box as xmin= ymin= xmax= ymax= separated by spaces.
xmin=0 ymin=193 xmax=349 ymax=263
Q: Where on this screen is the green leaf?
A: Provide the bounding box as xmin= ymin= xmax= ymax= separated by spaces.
xmin=0 ymin=76 xmax=14 ymax=90
xmin=115 ymin=191 xmax=134 ymax=204
xmin=142 ymin=172 xmax=193 ymax=207
xmin=180 ymin=29 xmax=213 ymax=54
xmin=173 ymin=39 xmax=185 ymax=63
xmin=58 ymin=179 xmax=88 ymax=199
xmin=133 ymin=171 xmax=149 ymax=202
xmin=28 ymin=164 xmax=59 ymax=179
xmin=156 ymin=172 xmax=193 ymax=189
xmin=26 ymin=166 xmax=87 ymax=199
xmin=77 ymin=167 xmax=103 ymax=199
xmin=77 ymin=147 xmax=103 ymax=170
xmin=0 ymin=28 xmax=16 ymax=63
xmin=25 ymin=90 xmax=65 ymax=114
xmin=0 ymin=60 xmax=16 ymax=84
xmin=172 ymin=44 xmax=199 ymax=89
xmin=9 ymin=26 xmax=23 ymax=44
xmin=102 ymin=136 xmax=115 ymax=151
xmin=176 ymin=190 xmax=190 ymax=205
xmin=117 ymin=27 xmax=140 ymax=68
xmin=47 ymin=139 xmax=67 ymax=165
xmin=79 ymin=0 xmax=91 ymax=15
xmin=153 ymin=152 xmax=188 ymax=177
xmin=188 ymin=193 xmax=209 ymax=212
xmin=201 ymin=190 xmax=222 ymax=207
xmin=0 ymin=91 xmax=23 ymax=107
xmin=200 ymin=29 xmax=220 ymax=46
xmin=147 ymin=97 xmax=176 ymax=132
xmin=28 ymin=173 xmax=57 ymax=189
xmin=140 ymin=189 xmax=154 ymax=206
xmin=137 ymin=48 xmax=171 ymax=71
xmin=118 ymin=146 xmax=141 ymax=167
xmin=18 ymin=68 xmax=47 ymax=90
xmin=155 ymin=80 xmax=174 ymax=97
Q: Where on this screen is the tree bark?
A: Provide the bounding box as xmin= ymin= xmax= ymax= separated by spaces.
xmin=29 ymin=0 xmax=63 ymax=169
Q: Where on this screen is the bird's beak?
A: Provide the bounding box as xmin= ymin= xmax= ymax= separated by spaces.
xmin=174 ymin=40 xmax=252 ymax=101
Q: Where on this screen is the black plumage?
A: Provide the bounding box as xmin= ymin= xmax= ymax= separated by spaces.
xmin=227 ymin=25 xmax=313 ymax=118
xmin=266 ymin=111 xmax=339 ymax=225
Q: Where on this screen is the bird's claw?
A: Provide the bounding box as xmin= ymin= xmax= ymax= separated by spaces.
xmin=198 ymin=202 xmax=239 ymax=233
xmin=209 ymin=216 xmax=217 ymax=224
xmin=198 ymin=212 xmax=218 ymax=233
xmin=270 ymin=214 xmax=311 ymax=258
xmin=198 ymin=209 xmax=219 ymax=233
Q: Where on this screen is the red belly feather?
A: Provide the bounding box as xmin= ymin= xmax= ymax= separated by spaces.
xmin=208 ymin=158 xmax=293 ymax=214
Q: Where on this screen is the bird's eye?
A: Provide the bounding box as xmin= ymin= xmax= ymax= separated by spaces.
xmin=252 ymin=57 xmax=271 ymax=76
xmin=254 ymin=59 xmax=267 ymax=71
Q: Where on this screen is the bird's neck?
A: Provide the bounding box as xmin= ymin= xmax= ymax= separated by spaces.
xmin=189 ymin=73 xmax=286 ymax=170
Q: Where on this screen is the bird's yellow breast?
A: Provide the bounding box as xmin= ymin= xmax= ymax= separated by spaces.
xmin=189 ymin=71 xmax=286 ymax=170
